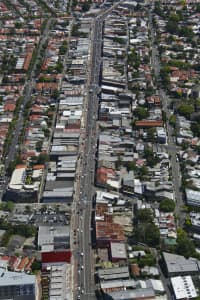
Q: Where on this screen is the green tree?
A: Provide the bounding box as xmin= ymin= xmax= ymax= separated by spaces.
xmin=169 ymin=13 xmax=181 ymax=22
xmin=166 ymin=20 xmax=179 ymax=34
xmin=36 ymin=140 xmax=43 ymax=152
xmin=169 ymin=115 xmax=176 ymax=128
xmin=134 ymin=107 xmax=149 ymax=120
xmin=160 ymin=65 xmax=170 ymax=85
xmin=127 ymin=161 xmax=137 ymax=172
xmin=5 ymin=201 xmax=14 ymax=212
xmin=176 ymin=228 xmax=196 ymax=258
xmin=137 ymin=254 xmax=156 ymax=268
xmin=37 ymin=153 xmax=49 ymax=164
xmin=52 ymin=89 xmax=60 ymax=99
xmin=7 ymin=161 xmax=16 ymax=176
xmin=135 ymin=223 xmax=160 ymax=247
xmin=179 ymin=26 xmax=194 ymax=38
xmin=71 ymin=24 xmax=79 ymax=36
xmin=25 ymin=205 xmax=31 ymax=213
xmin=137 ymin=208 xmax=153 ymax=223
xmin=196 ymin=4 xmax=200 ymax=12
xmin=159 ymin=198 xmax=175 ymax=212
xmin=144 ymin=146 xmax=159 ymax=167
xmin=138 ymin=165 xmax=148 ymax=179
xmin=128 ymin=49 xmax=140 ymax=69
xmin=59 ymin=41 xmax=68 ymax=55
xmin=0 ymin=201 xmax=14 ymax=212
xmin=178 ymin=104 xmax=194 ymax=119
xmin=15 ymin=22 xmax=22 ymax=29
xmin=154 ymin=1 xmax=163 ymax=16
xmin=31 ymin=260 xmax=41 ymax=272
xmin=82 ymin=1 xmax=90 ymax=12
xmin=191 ymin=122 xmax=200 ymax=137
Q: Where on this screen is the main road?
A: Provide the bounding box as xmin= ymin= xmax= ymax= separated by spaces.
xmin=72 ymin=2 xmax=125 ymax=299
xmin=76 ymin=16 xmax=103 ymax=300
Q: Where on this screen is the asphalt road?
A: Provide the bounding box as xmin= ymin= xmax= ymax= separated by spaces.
xmin=72 ymin=2 xmax=132 ymax=299
xmin=72 ymin=11 xmax=111 ymax=300
xmin=77 ymin=17 xmax=103 ymax=300
xmin=149 ymin=11 xmax=184 ymax=225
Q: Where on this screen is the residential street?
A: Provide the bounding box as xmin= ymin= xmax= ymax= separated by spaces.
xmin=149 ymin=11 xmax=184 ymax=227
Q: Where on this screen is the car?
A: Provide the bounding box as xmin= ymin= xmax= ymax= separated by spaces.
xmin=81 ymin=265 xmax=84 ymax=270
xmin=80 ymin=252 xmax=84 ymax=256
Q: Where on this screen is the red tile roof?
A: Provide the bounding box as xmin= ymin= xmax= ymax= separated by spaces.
xmin=135 ymin=120 xmax=163 ymax=128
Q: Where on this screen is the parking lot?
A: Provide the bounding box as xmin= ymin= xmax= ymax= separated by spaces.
xmin=7 ymin=205 xmax=71 ymax=227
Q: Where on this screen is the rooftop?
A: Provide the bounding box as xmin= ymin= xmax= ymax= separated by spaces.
xmin=0 ymin=268 xmax=36 ymax=286
xmin=171 ymin=276 xmax=197 ymax=299
xmin=38 ymin=226 xmax=70 ymax=248
xmin=163 ymin=252 xmax=200 ymax=275
xmin=110 ymin=242 xmax=127 ymax=259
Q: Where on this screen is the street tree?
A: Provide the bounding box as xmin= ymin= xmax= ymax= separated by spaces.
xmin=176 ymin=228 xmax=196 ymax=258
xmin=159 ymin=198 xmax=175 ymax=212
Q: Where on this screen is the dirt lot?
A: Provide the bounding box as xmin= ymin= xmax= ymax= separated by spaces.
xmin=113 ymin=214 xmax=133 ymax=232
xmin=8 ymin=235 xmax=25 ymax=254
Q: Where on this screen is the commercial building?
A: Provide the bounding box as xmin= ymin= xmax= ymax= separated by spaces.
xmin=100 ymin=279 xmax=136 ymax=293
xmin=96 ymin=221 xmax=125 ymax=248
xmin=38 ymin=225 xmax=70 ymax=251
xmin=97 ymin=266 xmax=129 ymax=281
xmin=42 ymin=251 xmax=71 ymax=264
xmin=41 ymin=263 xmax=71 ymax=300
xmin=171 ymin=276 xmax=197 ymax=299
xmin=186 ymin=189 xmax=200 ymax=207
xmin=163 ymin=252 xmax=200 ymax=277
xmin=104 ymin=288 xmax=155 ymax=300
xmin=0 ymin=267 xmax=37 ymax=300
xmin=109 ymin=242 xmax=127 ymax=262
